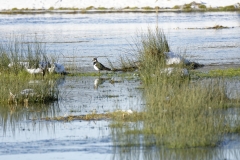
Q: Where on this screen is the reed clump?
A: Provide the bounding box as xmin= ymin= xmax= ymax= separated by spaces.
xmin=0 ymin=36 xmax=60 ymax=105
xmin=111 ymin=28 xmax=239 ymax=149
xmin=142 ymin=77 xmax=227 ymax=148
xmin=138 ymin=28 xmax=229 ymax=148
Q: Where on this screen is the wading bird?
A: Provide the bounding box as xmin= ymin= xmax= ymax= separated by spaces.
xmin=92 ymin=57 xmax=111 ymax=75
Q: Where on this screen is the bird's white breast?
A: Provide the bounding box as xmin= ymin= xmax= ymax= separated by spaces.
xmin=94 ymin=64 xmax=99 ymax=71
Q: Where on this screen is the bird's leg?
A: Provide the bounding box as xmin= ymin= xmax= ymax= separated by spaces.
xmin=42 ymin=69 xmax=45 ymax=80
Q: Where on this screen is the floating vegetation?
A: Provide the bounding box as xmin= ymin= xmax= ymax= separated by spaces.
xmin=41 ymin=110 xmax=143 ymax=122
xmin=206 ymin=25 xmax=229 ymax=29
xmin=187 ymin=25 xmax=231 ymax=30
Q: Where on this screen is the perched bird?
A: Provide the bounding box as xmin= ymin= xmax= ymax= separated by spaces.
xmin=9 ymin=61 xmax=48 ymax=78
xmin=160 ymin=67 xmax=189 ymax=76
xmin=49 ymin=62 xmax=66 ymax=75
xmin=26 ymin=68 xmax=45 ymax=77
xmin=92 ymin=58 xmax=111 ymax=74
xmin=164 ymin=51 xmax=190 ymax=65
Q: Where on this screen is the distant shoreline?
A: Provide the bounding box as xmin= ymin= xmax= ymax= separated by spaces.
xmin=0 ymin=8 xmax=240 ymax=14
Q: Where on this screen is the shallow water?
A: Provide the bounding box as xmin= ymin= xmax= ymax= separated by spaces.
xmin=0 ymin=12 xmax=240 ymax=159
xmin=58 ymin=75 xmax=143 ymax=116
xmin=0 ymin=12 xmax=239 ymax=69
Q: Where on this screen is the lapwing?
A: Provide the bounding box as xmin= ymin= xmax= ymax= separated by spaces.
xmin=92 ymin=57 xmax=111 ymax=75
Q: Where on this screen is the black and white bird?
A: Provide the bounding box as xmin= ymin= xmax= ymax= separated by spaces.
xmin=92 ymin=58 xmax=111 ymax=74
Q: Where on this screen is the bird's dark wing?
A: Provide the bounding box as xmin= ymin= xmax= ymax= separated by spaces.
xmin=96 ymin=62 xmax=111 ymax=71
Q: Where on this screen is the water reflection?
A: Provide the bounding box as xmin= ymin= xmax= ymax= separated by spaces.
xmin=0 ymin=77 xmax=66 ymax=135
xmin=112 ymin=146 xmax=240 ymax=160
xmin=28 ymin=76 xmax=65 ymax=87
xmin=225 ymin=78 xmax=240 ymax=99
xmin=0 ymin=102 xmax=60 ymax=135
xmin=94 ymin=77 xmax=109 ymax=89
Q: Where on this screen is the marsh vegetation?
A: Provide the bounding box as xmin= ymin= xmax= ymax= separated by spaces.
xmin=0 ymin=36 xmax=62 ymax=106
xmin=110 ymin=28 xmax=240 ymax=150
xmin=1 ymin=28 xmax=240 ymax=153
xmin=0 ymin=2 xmax=239 ymax=14
xmin=0 ymin=11 xmax=240 ymax=158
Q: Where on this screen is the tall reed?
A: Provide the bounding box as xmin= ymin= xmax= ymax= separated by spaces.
xmin=139 ymin=28 xmax=229 ymax=148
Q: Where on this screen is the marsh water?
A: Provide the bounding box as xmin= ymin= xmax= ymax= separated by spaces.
xmin=0 ymin=12 xmax=240 ymax=159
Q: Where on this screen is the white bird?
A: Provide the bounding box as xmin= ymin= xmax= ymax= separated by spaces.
xmin=126 ymin=109 xmax=133 ymax=114
xmin=24 ymin=62 xmax=45 ymax=77
xmin=160 ymin=67 xmax=189 ymax=76
xmin=49 ymin=62 xmax=66 ymax=74
xmin=26 ymin=68 xmax=44 ymax=75
xmin=164 ymin=51 xmax=190 ymax=65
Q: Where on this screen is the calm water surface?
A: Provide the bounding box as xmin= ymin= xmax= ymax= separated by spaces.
xmin=0 ymin=12 xmax=240 ymax=68
xmin=0 ymin=12 xmax=240 ymax=159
